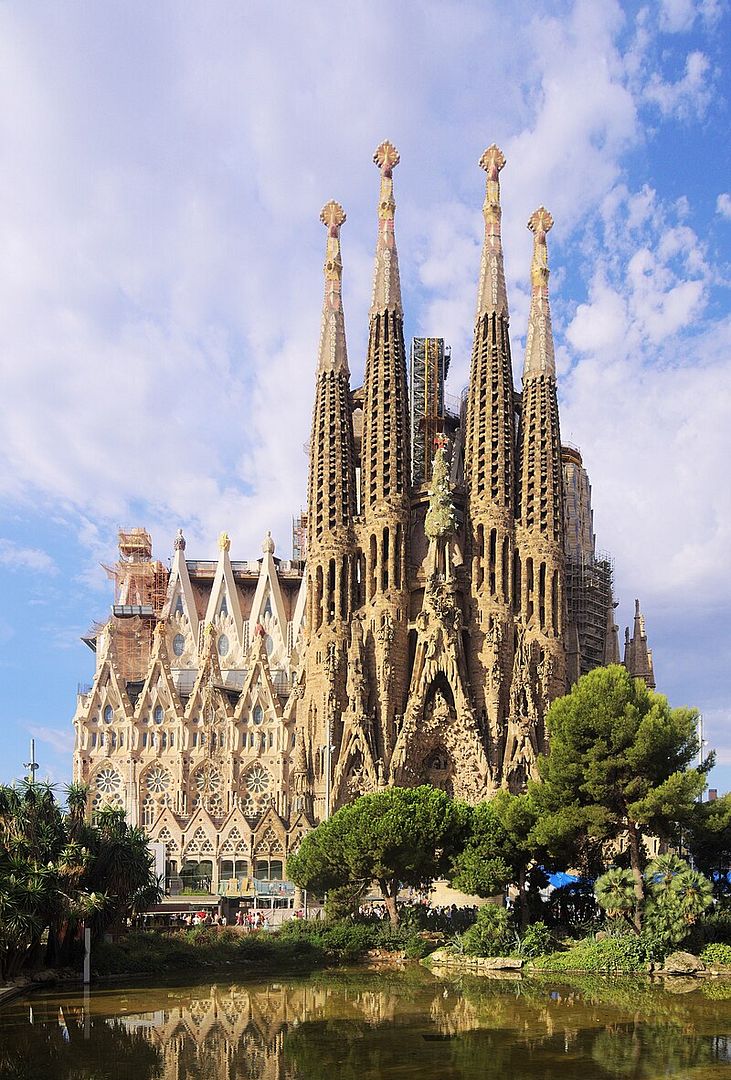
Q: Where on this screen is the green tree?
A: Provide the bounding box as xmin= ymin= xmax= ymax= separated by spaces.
xmin=532 ymin=665 xmax=707 ymax=929
xmin=0 ymin=781 xmax=160 ymax=978
xmin=449 ymin=791 xmax=543 ymax=927
xmin=685 ymin=793 xmax=731 ymax=896
xmin=287 ymin=786 xmax=469 ymax=925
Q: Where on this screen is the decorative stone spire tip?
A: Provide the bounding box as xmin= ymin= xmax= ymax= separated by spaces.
xmin=479 ymin=144 xmax=506 ymax=179
xmin=373 ymin=140 xmax=400 ymax=175
xmin=218 ymin=531 xmax=231 ymax=552
xmin=528 ymin=206 xmax=554 ymax=238
xmin=320 ymin=200 xmax=346 ymax=230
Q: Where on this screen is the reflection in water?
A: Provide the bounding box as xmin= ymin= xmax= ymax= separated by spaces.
xmin=0 ymin=969 xmax=730 ymax=1079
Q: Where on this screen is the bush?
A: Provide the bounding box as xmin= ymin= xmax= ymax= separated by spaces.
xmin=531 ymin=936 xmax=648 ymax=974
xmin=700 ymin=909 xmax=731 ymax=945
xmin=461 ymin=905 xmax=512 ymax=957
xmin=517 ymin=921 xmax=553 ymax=959
xmin=700 ymin=943 xmax=731 ymax=968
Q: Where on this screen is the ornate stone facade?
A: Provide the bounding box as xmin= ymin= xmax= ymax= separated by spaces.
xmin=71 ymin=142 xmax=654 ymax=887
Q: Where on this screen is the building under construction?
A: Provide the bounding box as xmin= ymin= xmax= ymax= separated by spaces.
xmin=409 ymin=337 xmax=452 ymax=486
xmin=561 ymin=446 xmax=620 ymax=681
xmin=100 ymin=528 xmax=169 ymax=683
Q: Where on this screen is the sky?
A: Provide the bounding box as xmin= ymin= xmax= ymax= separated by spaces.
xmin=0 ymin=0 xmax=729 ymax=793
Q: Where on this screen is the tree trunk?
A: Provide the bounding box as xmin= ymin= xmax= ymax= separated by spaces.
xmin=379 ymin=880 xmax=399 ymax=926
xmin=627 ymin=824 xmax=645 ymax=932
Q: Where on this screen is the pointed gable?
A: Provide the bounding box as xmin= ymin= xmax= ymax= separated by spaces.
xmin=203 ymin=532 xmax=244 ymax=657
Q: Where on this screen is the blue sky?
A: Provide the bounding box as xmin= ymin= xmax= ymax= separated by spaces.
xmin=0 ymin=0 xmax=729 ymax=792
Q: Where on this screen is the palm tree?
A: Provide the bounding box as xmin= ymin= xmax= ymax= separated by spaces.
xmin=594 ymin=868 xmax=635 ymax=920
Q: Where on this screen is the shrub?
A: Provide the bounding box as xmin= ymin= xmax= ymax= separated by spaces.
xmin=517 ymin=921 xmax=553 ymax=958
xmin=461 ymin=905 xmax=512 ymax=957
xmin=700 ymin=909 xmax=731 ymax=945
xmin=531 ymin=936 xmax=648 ymax=974
xmin=700 ymin=942 xmax=731 ymax=968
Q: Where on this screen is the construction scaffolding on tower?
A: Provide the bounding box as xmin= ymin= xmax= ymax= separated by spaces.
xmin=292 ymin=511 xmax=308 ymax=564
xmin=409 ymin=338 xmax=451 ymax=486
xmin=564 ymin=548 xmax=615 ymax=678
xmin=102 ymin=528 xmax=169 ymax=682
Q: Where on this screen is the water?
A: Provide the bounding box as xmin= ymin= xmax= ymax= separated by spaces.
xmin=1 ymin=967 xmax=731 ymax=1079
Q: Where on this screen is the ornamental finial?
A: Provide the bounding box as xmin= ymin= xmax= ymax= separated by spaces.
xmin=218 ymin=531 xmax=231 ymax=552
xmin=528 ymin=206 xmax=554 ymax=240
xmin=174 ymin=528 xmax=186 ymax=551
xmin=262 ymin=531 xmax=275 ymax=555
xmin=479 ymin=144 xmax=506 ymax=181
xmin=320 ymin=200 xmax=346 ymax=231
xmin=373 ymin=140 xmax=400 ymax=175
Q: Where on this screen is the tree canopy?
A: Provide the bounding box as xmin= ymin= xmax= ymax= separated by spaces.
xmin=531 ymin=664 xmax=707 ymax=927
xmin=0 ymin=780 xmax=161 ymax=978
xmin=286 ymin=785 xmax=470 ymax=924
xmin=449 ymin=791 xmax=544 ymax=926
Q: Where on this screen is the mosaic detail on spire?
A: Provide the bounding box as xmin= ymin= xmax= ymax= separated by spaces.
xmin=476 ymin=144 xmax=508 ymax=318
xmin=524 ymin=206 xmax=556 ymax=379
xmin=370 ymin=140 xmax=402 ymax=316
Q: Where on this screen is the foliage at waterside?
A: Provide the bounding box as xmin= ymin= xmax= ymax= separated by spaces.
xmin=0 ymin=781 xmax=160 ymax=980
xmin=594 ymin=854 xmax=714 ymax=951
xmin=287 ymin=785 xmax=470 ymax=925
xmin=531 ymin=665 xmax=708 ymax=929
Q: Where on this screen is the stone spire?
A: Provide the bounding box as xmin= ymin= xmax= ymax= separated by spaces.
xmin=517 ymin=208 xmax=562 ymax=541
xmin=512 ymin=205 xmax=567 ymax=774
xmin=464 ymin=146 xmax=517 ymax=766
xmin=624 ymin=598 xmax=656 ymax=689
xmin=369 ymin=140 xmax=402 ymax=316
xmin=317 ymin=200 xmax=349 ymax=375
xmin=358 ymin=140 xmax=411 ymax=770
xmin=465 ymin=144 xmax=516 ymax=508
xmin=475 ymin=145 xmax=508 ymax=319
xmin=523 ymin=207 xmax=556 ymax=379
xmin=306 ymin=201 xmax=357 ymax=599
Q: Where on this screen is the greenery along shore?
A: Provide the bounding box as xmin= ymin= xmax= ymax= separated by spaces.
xmin=2 ymin=666 xmax=731 ymax=985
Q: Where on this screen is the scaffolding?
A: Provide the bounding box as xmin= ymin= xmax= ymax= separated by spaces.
xmin=102 ymin=528 xmax=169 ymax=681
xmin=565 ymin=549 xmax=615 ymax=677
xmin=409 ymin=338 xmax=451 ymax=486
xmin=292 ymin=511 xmax=307 ymax=563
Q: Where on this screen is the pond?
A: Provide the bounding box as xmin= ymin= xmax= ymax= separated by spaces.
xmin=1 ymin=967 xmax=730 ymax=1079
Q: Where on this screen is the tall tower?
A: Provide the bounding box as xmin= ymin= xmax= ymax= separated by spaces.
xmin=298 ymin=201 xmax=358 ymax=819
xmin=464 ymin=146 xmax=516 ymax=772
xmin=508 ymin=208 xmax=567 ymax=790
xmin=358 ymin=141 xmax=411 ymax=768
xmin=624 ymin=599 xmax=656 ymax=689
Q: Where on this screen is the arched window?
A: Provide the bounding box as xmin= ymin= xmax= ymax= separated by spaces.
xmin=173 ymin=633 xmax=185 ymax=657
xmin=173 ymin=594 xmax=184 ymax=617
xmin=218 ymin=633 xmax=230 ymax=657
xmin=103 ymin=705 xmax=113 ymax=724
xmin=252 ymin=704 xmax=264 ymax=726
xmin=154 ymin=705 xmax=164 ymax=724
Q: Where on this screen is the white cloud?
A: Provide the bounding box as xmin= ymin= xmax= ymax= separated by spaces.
xmin=644 ymin=50 xmax=712 ymax=118
xmin=0 ymin=538 xmax=57 ymax=574
xmin=717 ymin=193 xmax=731 ymax=219
xmin=29 ymin=725 xmax=75 ymax=756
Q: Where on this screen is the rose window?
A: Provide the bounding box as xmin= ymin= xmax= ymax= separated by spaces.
xmin=195 ymin=766 xmax=221 ymax=797
xmin=245 ymin=764 xmax=270 ymax=795
xmin=145 ymin=765 xmax=170 ymax=795
xmin=95 ymin=767 xmax=122 ymax=794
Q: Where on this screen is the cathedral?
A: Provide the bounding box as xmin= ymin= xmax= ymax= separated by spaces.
xmin=71 ymin=142 xmax=654 ymax=892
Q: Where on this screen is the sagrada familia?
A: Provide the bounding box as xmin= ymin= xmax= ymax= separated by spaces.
xmin=72 ymin=143 xmax=655 ymax=891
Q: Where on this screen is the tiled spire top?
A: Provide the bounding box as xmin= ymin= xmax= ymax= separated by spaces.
xmin=317 ymin=200 xmax=350 ymax=375
xmin=370 ymin=140 xmax=403 ymax=317
xmin=523 ymin=206 xmax=556 ymax=379
xmin=476 ymin=144 xmax=509 ymax=319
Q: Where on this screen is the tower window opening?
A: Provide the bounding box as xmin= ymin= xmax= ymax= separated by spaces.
xmin=381 ymin=528 xmax=390 ymax=591
xmin=489 ymin=529 xmax=497 ymax=594
xmin=539 ymin=562 xmax=546 ymax=629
